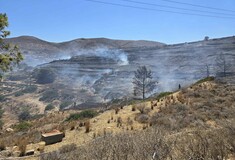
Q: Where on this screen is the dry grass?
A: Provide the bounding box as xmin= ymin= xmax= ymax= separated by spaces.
xmin=1 ymin=79 xmax=235 ymax=159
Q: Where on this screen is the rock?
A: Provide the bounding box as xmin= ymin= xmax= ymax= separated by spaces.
xmin=6 ymin=128 xmax=14 ymax=132
xmin=0 ymin=150 xmax=11 ymax=157
xmin=12 ymin=146 xmax=19 ymax=152
xmin=38 ymin=141 xmax=46 ymax=152
xmin=25 ymin=149 xmax=34 ymax=156
xmin=12 ymin=151 xmax=21 ymax=157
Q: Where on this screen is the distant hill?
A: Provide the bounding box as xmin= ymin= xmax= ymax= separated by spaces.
xmin=5 ymin=36 xmax=165 ymax=66
xmin=4 ymin=35 xmax=235 ymax=105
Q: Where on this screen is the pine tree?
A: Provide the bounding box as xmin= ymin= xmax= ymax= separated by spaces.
xmin=133 ymin=66 xmax=156 ymax=99
xmin=0 ymin=13 xmax=23 ymax=77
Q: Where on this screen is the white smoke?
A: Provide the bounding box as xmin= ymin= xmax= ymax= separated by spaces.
xmin=87 ymin=47 xmax=129 ymax=65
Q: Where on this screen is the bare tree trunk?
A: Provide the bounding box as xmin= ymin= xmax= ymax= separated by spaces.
xmin=143 ymin=78 xmax=145 ymax=100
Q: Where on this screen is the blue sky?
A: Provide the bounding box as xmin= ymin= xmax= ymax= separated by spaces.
xmin=1 ymin=0 xmax=235 ymax=44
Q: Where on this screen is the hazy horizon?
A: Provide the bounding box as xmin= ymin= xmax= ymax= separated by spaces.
xmin=1 ymin=0 xmax=235 ymax=44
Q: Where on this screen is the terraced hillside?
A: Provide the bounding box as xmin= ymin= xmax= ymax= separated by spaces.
xmin=4 ymin=36 xmax=235 ymax=107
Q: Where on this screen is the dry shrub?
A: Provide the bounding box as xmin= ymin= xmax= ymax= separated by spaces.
xmin=58 ymin=125 xmax=66 ymax=134
xmin=131 ymin=126 xmax=134 ymax=130
xmin=85 ymin=121 xmax=90 ymax=133
xmin=127 ymin=117 xmax=133 ymax=125
xmin=59 ymin=143 xmax=77 ymax=154
xmin=55 ymin=128 xmax=170 ymax=160
xmin=142 ymin=125 xmax=148 ymax=130
xmin=131 ymin=105 xmax=136 ymax=111
xmin=117 ymin=117 xmax=122 ymax=127
xmin=38 ymin=125 xmax=235 ymax=160
xmin=69 ymin=121 xmax=76 ymax=131
xmin=0 ymin=139 xmax=6 ymax=151
xmin=115 ymin=108 xmax=120 ymax=114
xmin=136 ymin=114 xmax=149 ymax=124
xmin=177 ymin=93 xmax=185 ymax=103
xmin=137 ymin=104 xmax=145 ymax=114
xmin=150 ymin=116 xmax=172 ymax=130
xmin=17 ymin=138 xmax=28 ymax=156
xmin=93 ymin=132 xmax=96 ymax=139
xmin=40 ymin=151 xmax=59 ymax=160
xmin=150 ymin=101 xmax=154 ymax=107
xmin=175 ymin=129 xmax=230 ymax=160
xmin=79 ymin=122 xmax=84 ymax=127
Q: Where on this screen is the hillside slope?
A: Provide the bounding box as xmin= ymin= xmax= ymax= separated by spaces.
xmin=5 ymin=36 xmax=165 ymax=66
xmin=0 ymin=78 xmax=235 ymax=159
xmin=4 ymin=36 xmax=235 ymax=107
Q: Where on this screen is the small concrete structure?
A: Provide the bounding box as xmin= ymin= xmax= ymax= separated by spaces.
xmin=41 ymin=130 xmax=64 ymax=145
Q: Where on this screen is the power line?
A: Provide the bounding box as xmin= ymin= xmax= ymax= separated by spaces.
xmin=121 ymin=0 xmax=235 ymax=16
xmin=84 ymin=0 xmax=235 ymax=19
xmin=160 ymin=0 xmax=235 ymax=13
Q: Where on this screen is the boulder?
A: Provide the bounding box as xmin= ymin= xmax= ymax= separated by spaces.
xmin=37 ymin=141 xmax=45 ymax=152
xmin=0 ymin=150 xmax=11 ymax=157
xmin=12 ymin=151 xmax=21 ymax=157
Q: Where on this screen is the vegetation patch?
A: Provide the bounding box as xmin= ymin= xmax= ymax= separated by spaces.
xmin=14 ymin=85 xmax=37 ymax=97
xmin=18 ymin=110 xmax=31 ymax=121
xmin=34 ymin=68 xmax=56 ymax=84
xmin=22 ymin=85 xmax=37 ymax=93
xmin=60 ymin=101 xmax=72 ymax=110
xmin=39 ymin=89 xmax=59 ymax=102
xmin=0 ymin=107 xmax=4 ymax=118
xmin=45 ymin=103 xmax=55 ymax=111
xmin=7 ymin=74 xmax=27 ymax=81
xmin=0 ymin=94 xmax=5 ymax=102
xmin=194 ymin=76 xmax=214 ymax=85
xmin=0 ymin=120 xmax=3 ymax=129
xmin=14 ymin=121 xmax=32 ymax=131
xmin=14 ymin=91 xmax=24 ymax=97
xmin=0 ymin=107 xmax=4 ymax=129
xmin=156 ymin=92 xmax=173 ymax=100
xmin=66 ymin=110 xmax=98 ymax=121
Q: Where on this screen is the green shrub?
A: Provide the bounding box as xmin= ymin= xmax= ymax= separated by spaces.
xmin=23 ymin=85 xmax=37 ymax=93
xmin=0 ymin=95 xmax=5 ymax=102
xmin=156 ymin=92 xmax=173 ymax=100
xmin=0 ymin=107 xmax=4 ymax=118
xmin=60 ymin=101 xmax=72 ymax=110
xmin=8 ymin=74 xmax=27 ymax=81
xmin=39 ymin=89 xmax=59 ymax=102
xmin=195 ymin=76 xmax=214 ymax=85
xmin=14 ymin=85 xmax=38 ymax=97
xmin=18 ymin=110 xmax=31 ymax=121
xmin=14 ymin=121 xmax=32 ymax=131
xmin=14 ymin=91 xmax=24 ymax=97
xmin=30 ymin=114 xmax=44 ymax=120
xmin=66 ymin=110 xmax=98 ymax=121
xmin=45 ymin=104 xmax=54 ymax=111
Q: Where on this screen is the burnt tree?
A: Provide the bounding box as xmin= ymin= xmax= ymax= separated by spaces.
xmin=133 ymin=66 xmax=156 ymax=100
xmin=215 ymin=53 xmax=232 ymax=77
